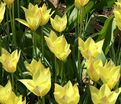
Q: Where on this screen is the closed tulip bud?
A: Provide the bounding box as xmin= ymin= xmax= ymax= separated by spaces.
xmin=85 ymin=58 xmax=103 ymax=81
xmin=50 ymin=14 xmax=67 ymax=32
xmin=0 ymin=80 xmax=26 ymax=104
xmin=54 ymin=81 xmax=80 ymax=104
xmin=19 ymin=59 xmax=51 ymax=97
xmin=90 ymin=84 xmax=121 ymax=104
xmin=0 ymin=48 xmax=21 ymax=73
xmin=16 ymin=3 xmax=41 ymax=31
xmin=0 ymin=2 xmax=5 ymax=23
xmin=100 ymin=60 xmax=120 ymax=89
xmin=40 ymin=4 xmax=51 ymax=26
xmin=113 ymin=1 xmax=121 ymax=30
xmin=44 ymin=31 xmax=71 ymax=61
xmin=3 ymin=0 xmax=14 ymax=8
xmin=78 ymin=37 xmax=103 ymax=59
xmin=75 ymin=0 xmax=89 ymax=9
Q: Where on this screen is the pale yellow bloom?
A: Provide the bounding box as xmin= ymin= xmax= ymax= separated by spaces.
xmin=78 ymin=37 xmax=103 ymax=59
xmin=40 ymin=4 xmax=51 ymax=26
xmin=0 ymin=2 xmax=6 ymax=23
xmin=16 ymin=3 xmax=41 ymax=30
xmin=90 ymin=84 xmax=121 ymax=104
xmin=100 ymin=60 xmax=120 ymax=89
xmin=50 ymin=14 xmax=67 ymax=32
xmin=0 ymin=48 xmax=20 ymax=73
xmin=19 ymin=59 xmax=51 ymax=96
xmin=85 ymin=58 xmax=103 ymax=81
xmin=44 ymin=31 xmax=71 ymax=61
xmin=113 ymin=1 xmax=121 ymax=30
xmin=54 ymin=81 xmax=80 ymax=104
xmin=75 ymin=0 xmax=89 ymax=9
xmin=0 ymin=80 xmax=26 ymax=104
xmin=3 ymin=0 xmax=14 ymax=8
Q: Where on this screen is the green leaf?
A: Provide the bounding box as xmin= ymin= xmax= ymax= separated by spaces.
xmin=99 ymin=16 xmax=116 ymax=55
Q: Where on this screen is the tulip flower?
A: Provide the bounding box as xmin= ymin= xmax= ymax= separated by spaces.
xmin=19 ymin=59 xmax=51 ymax=96
xmin=16 ymin=3 xmax=41 ymax=31
xmin=78 ymin=37 xmax=103 ymax=59
xmin=85 ymin=58 xmax=103 ymax=81
xmin=50 ymin=14 xmax=67 ymax=32
xmin=54 ymin=81 xmax=80 ymax=104
xmin=44 ymin=31 xmax=71 ymax=61
xmin=0 ymin=48 xmax=20 ymax=73
xmin=3 ymin=0 xmax=14 ymax=8
xmin=75 ymin=0 xmax=89 ymax=9
xmin=0 ymin=2 xmax=5 ymax=23
xmin=90 ymin=84 xmax=121 ymax=104
xmin=0 ymin=80 xmax=26 ymax=104
xmin=40 ymin=4 xmax=51 ymax=26
xmin=100 ymin=60 xmax=120 ymax=89
xmin=113 ymin=1 xmax=121 ymax=30
xmin=25 ymin=59 xmax=45 ymax=76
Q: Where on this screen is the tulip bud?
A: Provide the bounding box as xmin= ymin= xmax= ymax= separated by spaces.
xmin=90 ymin=84 xmax=121 ymax=104
xmin=54 ymin=81 xmax=80 ymax=104
xmin=3 ymin=0 xmax=14 ymax=8
xmin=44 ymin=31 xmax=71 ymax=61
xmin=78 ymin=37 xmax=103 ymax=59
xmin=100 ymin=60 xmax=120 ymax=89
xmin=0 ymin=48 xmax=20 ymax=73
xmin=40 ymin=4 xmax=51 ymax=26
xmin=75 ymin=0 xmax=89 ymax=9
xmin=50 ymin=14 xmax=67 ymax=32
xmin=85 ymin=58 xmax=103 ymax=81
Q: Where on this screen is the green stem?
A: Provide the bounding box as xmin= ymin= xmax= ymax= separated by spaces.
xmin=42 ymin=97 xmax=45 ymax=104
xmin=17 ymin=0 xmax=20 ymax=28
xmin=60 ymin=62 xmax=64 ymax=84
xmin=11 ymin=73 xmax=14 ymax=90
xmin=9 ymin=4 xmax=16 ymax=48
xmin=41 ymin=27 xmax=44 ymax=58
xmin=6 ymin=9 xmax=10 ymax=42
xmin=31 ymin=31 xmax=37 ymax=59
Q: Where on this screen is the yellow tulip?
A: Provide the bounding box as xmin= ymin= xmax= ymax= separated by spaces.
xmin=16 ymin=3 xmax=41 ymax=31
xmin=54 ymin=81 xmax=80 ymax=104
xmin=100 ymin=60 xmax=120 ymax=89
xmin=3 ymin=0 xmax=14 ymax=8
xmin=75 ymin=0 xmax=89 ymax=9
xmin=0 ymin=48 xmax=21 ymax=73
xmin=19 ymin=59 xmax=51 ymax=96
xmin=0 ymin=2 xmax=5 ymax=23
xmin=0 ymin=80 xmax=26 ymax=104
xmin=40 ymin=4 xmax=51 ymax=26
xmin=85 ymin=58 xmax=103 ymax=81
xmin=50 ymin=14 xmax=67 ymax=32
xmin=25 ymin=59 xmax=45 ymax=76
xmin=78 ymin=37 xmax=103 ymax=59
xmin=44 ymin=31 xmax=71 ymax=61
xmin=90 ymin=84 xmax=121 ymax=104
xmin=113 ymin=1 xmax=121 ymax=30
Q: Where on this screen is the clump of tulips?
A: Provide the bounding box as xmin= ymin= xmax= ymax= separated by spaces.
xmin=0 ymin=0 xmax=121 ymax=104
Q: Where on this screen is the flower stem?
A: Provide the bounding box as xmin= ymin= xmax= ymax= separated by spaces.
xmin=31 ymin=31 xmax=37 ymax=59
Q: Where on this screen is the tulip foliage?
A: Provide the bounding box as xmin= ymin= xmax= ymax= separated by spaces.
xmin=0 ymin=0 xmax=121 ymax=104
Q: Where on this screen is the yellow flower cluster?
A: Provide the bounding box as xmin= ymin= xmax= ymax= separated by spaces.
xmin=0 ymin=80 xmax=26 ymax=104
xmin=78 ymin=36 xmax=121 ymax=103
